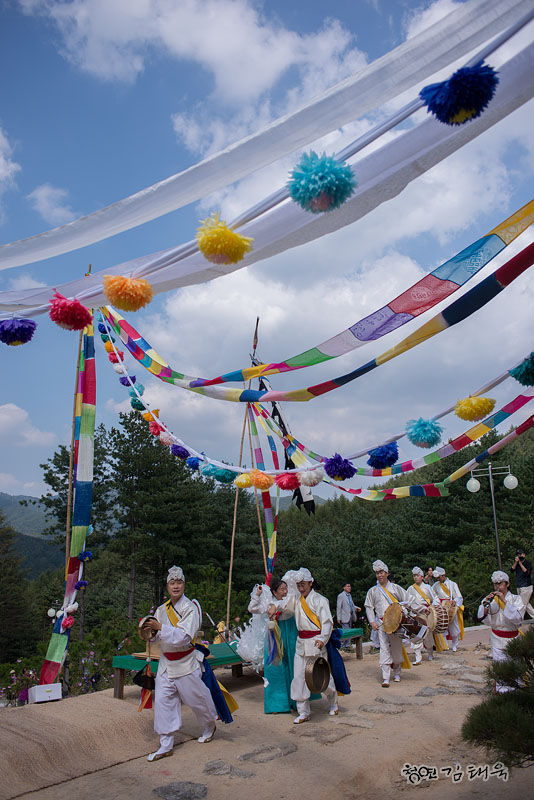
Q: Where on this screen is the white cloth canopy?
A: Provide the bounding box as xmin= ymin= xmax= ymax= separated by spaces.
xmin=0 ymin=0 xmax=531 ymax=273
xmin=1 ymin=37 xmax=533 ymax=319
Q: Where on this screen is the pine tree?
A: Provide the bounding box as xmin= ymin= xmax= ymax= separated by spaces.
xmin=0 ymin=512 xmax=39 ymax=662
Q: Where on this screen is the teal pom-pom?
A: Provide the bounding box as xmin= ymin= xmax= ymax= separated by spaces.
xmin=367 ymin=442 xmax=398 ymax=469
xmin=101 ymin=333 xmax=115 ymax=343
xmin=130 ymin=398 xmax=145 ymax=411
xmin=202 ymin=464 xmax=237 ymax=483
xmin=419 ymin=61 xmax=498 ymax=126
xmin=509 ymin=353 xmax=534 ymax=386
xmin=405 ymin=418 xmax=442 ymax=449
xmin=288 ymin=151 xmax=356 ymax=213
xmin=128 ymin=384 xmax=144 ymax=397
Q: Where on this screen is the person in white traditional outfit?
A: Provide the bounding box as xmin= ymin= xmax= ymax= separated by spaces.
xmin=477 ymin=570 xmax=524 ymax=693
xmin=270 ymin=567 xmax=338 ymax=724
xmin=144 ymin=566 xmax=218 ymax=762
xmin=406 ymin=567 xmax=435 ymax=664
xmin=364 ymin=560 xmax=424 ymax=686
xmin=432 ymin=566 xmax=463 ymax=652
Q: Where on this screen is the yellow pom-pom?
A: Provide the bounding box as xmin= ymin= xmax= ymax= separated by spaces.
xmin=234 ymin=473 xmax=252 ymax=488
xmin=455 ymin=396 xmax=495 ymax=421
xmin=249 ymin=469 xmax=274 ymax=490
xmin=103 ymin=275 xmax=153 ymax=312
xmin=142 ymin=409 xmax=159 ymax=421
xmin=196 ymin=213 xmax=253 ymax=265
xmin=104 ymin=340 xmax=114 ymax=353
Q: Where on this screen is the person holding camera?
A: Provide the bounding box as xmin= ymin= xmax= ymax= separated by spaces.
xmin=477 ymin=570 xmax=524 ymax=692
xmin=511 ymin=548 xmax=534 ymax=619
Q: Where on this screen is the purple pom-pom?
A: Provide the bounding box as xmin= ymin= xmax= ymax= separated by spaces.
xmin=171 ymin=444 xmax=190 ymax=459
xmin=367 ymin=442 xmax=399 ymax=469
xmin=119 ymin=375 xmax=135 ymax=386
xmin=0 ymin=318 xmax=37 ymax=346
xmin=324 ymin=453 xmax=356 ymax=481
xmin=78 ymin=550 xmax=92 ymax=562
xmin=75 ymin=580 xmax=88 ymax=590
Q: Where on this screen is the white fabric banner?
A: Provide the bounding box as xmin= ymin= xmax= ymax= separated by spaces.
xmin=0 ymin=0 xmax=532 ymax=272
xmin=1 ymin=39 xmax=532 ymax=319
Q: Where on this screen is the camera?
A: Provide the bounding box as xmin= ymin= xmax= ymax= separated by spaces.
xmin=515 ymin=550 xmax=524 ymax=558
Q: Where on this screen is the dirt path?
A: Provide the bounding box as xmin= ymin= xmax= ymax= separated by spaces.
xmin=3 ymin=638 xmax=531 ymax=800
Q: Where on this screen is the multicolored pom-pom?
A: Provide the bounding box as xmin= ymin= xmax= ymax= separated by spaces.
xmin=0 ymin=318 xmax=37 ymax=346
xmin=324 ymin=453 xmax=356 ymax=481
xmin=120 ymin=375 xmax=135 ymax=386
xmin=78 ymin=550 xmax=92 ymax=562
xmin=249 ymin=469 xmax=274 ymax=490
xmin=171 ymin=444 xmax=190 ymax=459
xmin=367 ymin=442 xmax=399 ymax=469
xmin=149 ymin=420 xmax=164 ymax=436
xmin=405 ymin=418 xmax=443 ymax=449
xmin=419 ymin=61 xmax=499 ymax=125
xmin=455 ymin=395 xmax=495 ymax=421
xmin=202 ymin=464 xmax=237 ymax=483
xmin=275 ymin=472 xmax=301 ymax=491
xmin=131 ymin=398 xmax=144 ymax=411
xmin=102 ymin=275 xmax=153 ymax=311
xmin=159 ymin=432 xmax=174 ymax=446
xmin=186 ymin=456 xmax=201 ymax=471
xmin=299 ymin=468 xmax=325 ymax=487
xmin=288 ymin=151 xmax=356 ymax=213
xmin=509 ymin=353 xmax=534 ymax=387
xmin=196 ymin=213 xmax=253 ymax=265
xmin=234 ymin=472 xmax=252 ymax=488
xmin=74 ymin=580 xmax=88 ymax=590
xmin=49 ymin=291 xmax=92 ymax=331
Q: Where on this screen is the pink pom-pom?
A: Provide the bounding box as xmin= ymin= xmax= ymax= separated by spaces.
xmin=108 ymin=351 xmax=124 ymax=364
xmin=275 ymin=472 xmax=301 ymax=491
xmin=159 ymin=432 xmax=174 ymax=445
xmin=61 ymin=615 xmax=75 ymax=630
xmin=149 ymin=421 xmax=164 ymax=436
xmin=49 ymin=291 xmax=92 ymax=331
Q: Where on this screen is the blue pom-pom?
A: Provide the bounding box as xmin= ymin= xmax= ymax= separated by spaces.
xmin=202 ymin=464 xmax=236 ymax=483
xmin=74 ymin=580 xmax=88 ymax=590
xmin=130 ymin=398 xmax=144 ymax=411
xmin=120 ymin=375 xmax=135 ymax=386
xmin=405 ymin=418 xmax=442 ymax=449
xmin=78 ymin=550 xmax=92 ymax=562
xmin=288 ymin=151 xmax=356 ymax=213
xmin=420 ymin=61 xmax=499 ymax=125
xmin=367 ymin=442 xmax=399 ymax=469
xmin=0 ymin=318 xmax=37 ymax=346
xmin=98 ymin=323 xmax=107 ymax=334
xmin=128 ymin=384 xmax=144 ymax=397
xmin=509 ymin=353 xmax=534 ymax=387
xmin=171 ymin=444 xmax=190 ymax=459
xmin=324 ymin=453 xmax=356 ymax=481
xmin=186 ymin=456 xmax=201 ymax=471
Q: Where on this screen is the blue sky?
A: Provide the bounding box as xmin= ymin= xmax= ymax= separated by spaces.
xmin=0 ymin=0 xmax=533 ymax=500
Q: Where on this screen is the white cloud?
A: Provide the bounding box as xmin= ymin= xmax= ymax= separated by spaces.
xmin=26 ymin=183 xmax=78 ymax=225
xmin=7 ymin=274 xmax=47 ymax=291
xmin=0 ymin=127 xmax=21 ymax=221
xmin=404 ymin=0 xmax=461 ymax=40
xmin=0 ymin=404 xmax=56 ymax=448
xmin=0 ymin=473 xmax=47 ymax=497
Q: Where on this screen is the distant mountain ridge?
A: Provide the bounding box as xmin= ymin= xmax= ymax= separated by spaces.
xmin=0 ymin=491 xmax=50 ymax=538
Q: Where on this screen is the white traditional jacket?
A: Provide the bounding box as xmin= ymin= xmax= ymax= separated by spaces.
xmin=432 ymin=578 xmax=463 ymax=606
xmin=154 ymin=595 xmax=203 ymax=678
xmin=406 ymin=582 xmax=436 ymax=607
xmin=477 ymin=591 xmax=524 ymax=649
xmin=283 ymin=589 xmax=333 ymax=657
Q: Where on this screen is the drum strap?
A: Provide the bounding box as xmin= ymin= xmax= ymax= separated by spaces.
xmin=412 ymin=584 xmax=431 ymax=604
xmin=300 ymin=595 xmax=322 ymax=631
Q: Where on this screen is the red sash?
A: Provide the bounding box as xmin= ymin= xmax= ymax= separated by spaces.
xmin=164 ymin=647 xmax=195 ymax=660
xmin=298 ymin=630 xmax=317 ymax=639
xmin=491 ymin=629 xmax=518 ymax=639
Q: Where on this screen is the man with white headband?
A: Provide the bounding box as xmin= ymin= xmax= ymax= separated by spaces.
xmin=365 ymin=560 xmax=423 ymax=686
xmin=477 ymin=570 xmax=524 ymax=692
xmin=269 ymin=567 xmax=340 ymax=724
xmin=432 ymin=566 xmax=464 ymax=651
xmin=143 ymin=566 xmax=218 ymax=761
xmin=406 ymin=567 xmax=436 ymax=664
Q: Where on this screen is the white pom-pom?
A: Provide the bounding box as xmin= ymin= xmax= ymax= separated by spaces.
xmin=159 ymin=432 xmax=174 ymax=445
xmin=299 ymin=468 xmax=324 ymax=486
xmin=113 ymin=364 xmax=126 ymax=374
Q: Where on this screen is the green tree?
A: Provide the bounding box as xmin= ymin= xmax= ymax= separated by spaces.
xmin=0 ymin=512 xmax=39 ymax=662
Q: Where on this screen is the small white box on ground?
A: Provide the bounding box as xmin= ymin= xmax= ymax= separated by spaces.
xmin=28 ymin=683 xmax=62 ymax=703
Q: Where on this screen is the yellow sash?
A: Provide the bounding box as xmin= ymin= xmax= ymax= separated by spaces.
xmin=165 ymin=601 xmax=239 ymax=711
xmin=300 ymin=594 xmax=322 ymax=630
xmin=381 ymin=586 xmax=411 ymax=669
xmin=493 ymin=595 xmax=525 ymax=637
xmin=411 ymin=585 xmax=447 ymax=649
xmin=412 ymin=584 xmax=431 ymax=604
xmin=439 ymin=583 xmax=464 ymax=640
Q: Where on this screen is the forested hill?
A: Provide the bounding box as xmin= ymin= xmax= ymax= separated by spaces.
xmin=0 ymin=492 xmax=48 ymax=537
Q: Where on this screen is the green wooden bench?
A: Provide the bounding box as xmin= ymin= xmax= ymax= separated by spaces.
xmin=112 ymin=630 xmax=363 ymax=699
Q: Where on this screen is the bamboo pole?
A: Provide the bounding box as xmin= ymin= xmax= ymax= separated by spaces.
xmin=65 ymin=329 xmax=84 ymax=576
xmin=225 ymin=403 xmax=249 ymax=635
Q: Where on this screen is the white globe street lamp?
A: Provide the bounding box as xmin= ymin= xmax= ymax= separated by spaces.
xmin=466 ymin=477 xmax=480 ymax=493
xmin=465 ymin=463 xmax=518 ymax=570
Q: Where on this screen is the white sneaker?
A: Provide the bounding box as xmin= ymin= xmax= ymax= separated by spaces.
xmin=293 ymin=714 xmax=310 ymax=724
xmin=198 ymin=724 xmax=216 ymax=743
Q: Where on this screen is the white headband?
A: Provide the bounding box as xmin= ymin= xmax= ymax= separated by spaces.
xmin=491 ymin=570 xmax=509 ymax=583
xmin=167 ymin=565 xmax=184 ymax=582
xmin=433 ymin=566 xmax=445 ymax=577
xmin=295 ymin=567 xmax=314 ymax=583
xmin=373 ymin=560 xmax=388 ymax=573
xmin=412 ymin=566 xmax=423 ymax=576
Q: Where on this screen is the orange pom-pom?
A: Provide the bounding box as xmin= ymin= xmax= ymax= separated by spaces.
xmin=104 ymin=340 xmax=114 ymax=353
xmin=249 ymin=469 xmax=274 ymax=490
xmin=103 ymin=275 xmax=153 ymax=312
xmin=142 ymin=409 xmax=159 ymax=421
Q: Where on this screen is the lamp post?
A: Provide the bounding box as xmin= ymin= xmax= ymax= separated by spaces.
xmin=466 ymin=462 xmax=518 ymax=570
